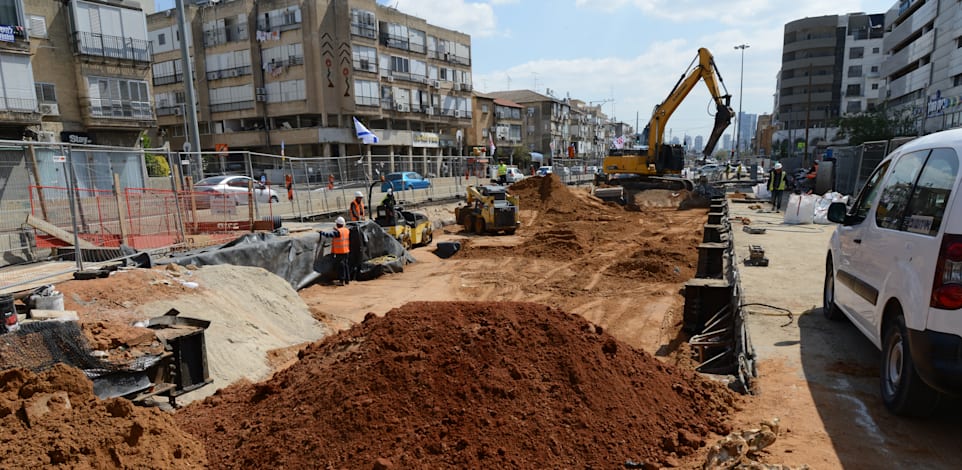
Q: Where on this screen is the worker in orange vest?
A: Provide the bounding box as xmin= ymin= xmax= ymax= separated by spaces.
xmin=350 ymin=191 xmax=365 ymax=221
xmin=319 ymin=216 xmax=351 ymax=285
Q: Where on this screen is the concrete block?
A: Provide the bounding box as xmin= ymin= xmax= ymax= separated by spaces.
xmin=29 ymin=309 xmax=79 ymax=321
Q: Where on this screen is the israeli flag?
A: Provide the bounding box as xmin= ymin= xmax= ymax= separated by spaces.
xmin=353 ymin=117 xmax=379 ymax=145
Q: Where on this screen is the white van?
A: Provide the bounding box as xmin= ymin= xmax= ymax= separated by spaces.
xmin=824 ymin=128 xmax=962 ymax=416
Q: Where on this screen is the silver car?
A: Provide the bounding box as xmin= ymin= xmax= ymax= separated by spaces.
xmin=194 ymin=175 xmax=279 ymax=205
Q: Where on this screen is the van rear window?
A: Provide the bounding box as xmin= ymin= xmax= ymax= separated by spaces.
xmin=902 ymin=148 xmax=959 ymax=236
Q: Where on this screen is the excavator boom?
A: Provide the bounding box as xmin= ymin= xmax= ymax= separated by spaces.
xmin=602 ymin=48 xmax=733 ymax=179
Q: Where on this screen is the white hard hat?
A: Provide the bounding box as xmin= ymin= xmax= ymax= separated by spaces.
xmin=355 ymin=191 xmax=363 ymax=198
xmin=387 ymin=188 xmax=393 ymax=194
xmin=774 ymin=162 xmax=783 ymax=170
xmin=335 ymin=216 xmax=346 ymax=226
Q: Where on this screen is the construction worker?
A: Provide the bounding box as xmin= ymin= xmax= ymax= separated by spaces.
xmin=497 ymin=160 xmax=507 ymax=184
xmin=381 ymin=188 xmax=397 ymax=223
xmin=768 ymin=162 xmax=788 ymax=212
xmin=350 ymin=191 xmax=365 ymax=221
xmin=319 ymin=216 xmax=351 ymax=285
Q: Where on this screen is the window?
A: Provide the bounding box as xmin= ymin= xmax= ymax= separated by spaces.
xmin=87 ymin=76 xmax=152 ymax=119
xmin=902 ymin=149 xmax=959 ymax=236
xmin=28 ymin=15 xmax=46 ymax=38
xmin=350 ymin=8 xmax=376 ymax=38
xmin=208 ymin=84 xmax=255 ymax=113
xmin=852 ymin=160 xmax=890 ymax=222
xmin=871 ymin=65 xmax=879 ymax=73
xmin=158 ymin=33 xmax=166 ymax=46
xmin=354 ymin=79 xmax=379 ymax=107
xmin=391 ymin=56 xmax=409 ymax=73
xmin=957 ymin=37 xmax=962 ymax=48
xmin=872 ymin=47 xmax=880 ymax=54
xmin=265 ymin=79 xmax=305 ymax=103
xmin=352 ymin=45 xmax=377 ymax=72
xmin=481 ymin=104 xmax=489 ymax=113
xmin=35 ymin=82 xmax=56 ymax=103
xmin=955 ymin=74 xmax=962 ymax=87
xmin=846 ymin=84 xmax=862 ymax=96
xmin=872 ymin=83 xmax=879 ymax=90
xmin=876 ymin=151 xmax=928 ymax=230
xmin=847 ymin=100 xmax=862 ymax=113
xmin=848 ymin=65 xmax=862 ymax=78
xmin=849 ymin=47 xmax=864 ymax=59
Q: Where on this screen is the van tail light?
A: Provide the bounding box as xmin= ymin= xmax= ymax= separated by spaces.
xmin=932 ymin=234 xmax=962 ymax=309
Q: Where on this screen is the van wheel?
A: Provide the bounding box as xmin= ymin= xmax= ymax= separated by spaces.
xmin=880 ymin=312 xmax=941 ymax=416
xmin=823 ymin=256 xmax=843 ymax=321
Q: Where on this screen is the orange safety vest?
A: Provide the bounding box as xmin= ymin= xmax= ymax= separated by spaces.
xmin=350 ymin=199 xmax=364 ymax=221
xmin=331 ymin=227 xmax=350 ymax=254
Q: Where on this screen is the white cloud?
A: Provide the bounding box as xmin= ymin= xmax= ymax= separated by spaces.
xmin=380 ymin=0 xmax=500 ymax=37
xmin=575 ymin=0 xmax=889 ymax=25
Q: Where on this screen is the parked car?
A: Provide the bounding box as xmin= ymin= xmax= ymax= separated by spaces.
xmin=505 ymin=167 xmax=525 ymax=183
xmin=193 ymin=175 xmax=278 ymax=206
xmin=536 ymin=166 xmax=553 ymax=176
xmin=380 ymin=172 xmax=431 ymax=192
xmin=824 ymin=127 xmax=962 ymax=416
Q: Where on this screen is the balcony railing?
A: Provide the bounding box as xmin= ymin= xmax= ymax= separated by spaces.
xmin=210 ymin=100 xmax=255 ymax=113
xmin=203 ymin=25 xmax=248 ymax=47
xmin=0 ymin=96 xmax=39 ymax=112
xmin=73 ymin=31 xmax=151 ymax=63
xmin=207 ymin=65 xmax=252 ymax=81
xmin=153 ymin=72 xmax=183 ymax=86
xmin=88 ymin=98 xmax=154 ymax=119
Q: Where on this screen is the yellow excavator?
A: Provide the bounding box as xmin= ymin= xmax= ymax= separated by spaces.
xmin=596 ymin=48 xmax=733 ymax=200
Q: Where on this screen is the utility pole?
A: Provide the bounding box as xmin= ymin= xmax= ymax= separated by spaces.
xmin=176 ymin=0 xmax=201 ymax=166
xmin=804 ymin=63 xmax=813 ymax=167
xmin=734 ymin=44 xmax=749 ymax=160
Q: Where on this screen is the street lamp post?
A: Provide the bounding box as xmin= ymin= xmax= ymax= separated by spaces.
xmin=734 ymin=44 xmax=749 ymax=160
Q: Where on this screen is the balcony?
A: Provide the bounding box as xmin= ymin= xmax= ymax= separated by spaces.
xmin=0 ymin=24 xmax=29 ymax=52
xmin=203 ymin=25 xmax=248 ymax=48
xmin=209 ymin=100 xmax=255 ymax=113
xmin=153 ymin=72 xmax=184 ymax=86
xmin=83 ymin=98 xmax=155 ymax=129
xmin=884 ymin=0 xmax=936 ymax=52
xmin=206 ymin=65 xmax=253 ymax=81
xmin=880 ymin=28 xmax=934 ymax=77
xmin=0 ymin=96 xmax=41 ymax=125
xmin=73 ymin=31 xmax=151 ymax=64
xmin=886 ymin=62 xmax=931 ymax=99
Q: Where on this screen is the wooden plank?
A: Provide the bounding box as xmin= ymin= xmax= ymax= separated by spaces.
xmin=25 ymin=214 xmax=97 ymax=249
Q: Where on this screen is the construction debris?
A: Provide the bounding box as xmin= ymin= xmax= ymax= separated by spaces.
xmin=703 ymin=419 xmax=809 ymax=470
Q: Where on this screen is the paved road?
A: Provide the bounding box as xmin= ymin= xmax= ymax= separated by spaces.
xmin=729 ymin=199 xmax=961 ymax=469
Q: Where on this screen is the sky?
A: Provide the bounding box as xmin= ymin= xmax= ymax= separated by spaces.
xmin=155 ymin=0 xmax=896 ymax=142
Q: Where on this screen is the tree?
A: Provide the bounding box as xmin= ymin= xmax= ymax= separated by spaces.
xmin=834 ymin=107 xmax=916 ymax=145
xmin=140 ymin=134 xmax=170 ymax=177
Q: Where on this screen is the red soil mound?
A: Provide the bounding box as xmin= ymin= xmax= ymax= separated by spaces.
xmin=176 ymin=301 xmax=734 ymax=469
xmin=0 ymin=364 xmax=207 ymax=468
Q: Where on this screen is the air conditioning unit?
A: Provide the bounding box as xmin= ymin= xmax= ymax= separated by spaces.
xmin=424 ymin=107 xmax=434 ymax=115
xmin=40 ymin=103 xmax=59 ymax=115
xmin=431 ymin=80 xmax=439 ymax=88
xmin=385 ymin=76 xmax=395 ymax=83
xmin=173 ymin=107 xmax=183 ymax=115
xmin=454 ymin=110 xmax=463 ymax=118
xmin=228 ymin=69 xmax=239 ymax=77
xmin=395 ymin=103 xmax=404 ymax=111
xmin=38 ymin=131 xmax=56 ymax=142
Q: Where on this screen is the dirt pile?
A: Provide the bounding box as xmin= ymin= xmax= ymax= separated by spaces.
xmin=176 ymin=301 xmax=734 ymax=469
xmin=0 ymin=364 xmax=207 ymax=468
xmin=509 ymin=174 xmax=617 ymax=220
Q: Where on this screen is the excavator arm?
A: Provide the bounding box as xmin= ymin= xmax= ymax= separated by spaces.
xmin=648 ymin=48 xmax=733 ymax=158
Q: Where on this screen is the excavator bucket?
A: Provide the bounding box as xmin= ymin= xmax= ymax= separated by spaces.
xmin=703 ymin=99 xmax=733 ymax=157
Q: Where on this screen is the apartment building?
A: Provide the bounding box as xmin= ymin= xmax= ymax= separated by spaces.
xmin=486 ymin=89 xmax=570 ymax=163
xmin=568 ymin=99 xmax=608 ymax=163
xmin=882 ymin=0 xmax=962 ymax=134
xmin=0 ymin=0 xmax=154 ymax=145
xmin=774 ymin=11 xmax=886 ymax=158
xmin=148 ymin=0 xmax=474 ymax=162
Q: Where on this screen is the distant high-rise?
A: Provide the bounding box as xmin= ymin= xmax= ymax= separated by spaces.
xmin=694 ymin=135 xmax=704 ymax=153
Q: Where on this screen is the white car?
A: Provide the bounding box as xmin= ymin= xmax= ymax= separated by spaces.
xmin=505 ymin=167 xmax=525 ymax=183
xmin=194 ymin=175 xmax=279 ymax=206
xmin=824 ymin=127 xmax=962 ymax=416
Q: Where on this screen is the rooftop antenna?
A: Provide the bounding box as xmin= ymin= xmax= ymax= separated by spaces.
xmin=532 ymin=72 xmax=540 ymax=91
xmin=506 ymin=73 xmax=511 ymax=89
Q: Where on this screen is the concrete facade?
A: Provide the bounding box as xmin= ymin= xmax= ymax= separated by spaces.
xmin=148 ymin=0 xmax=475 ymax=160
xmin=882 ymin=0 xmax=962 ymax=134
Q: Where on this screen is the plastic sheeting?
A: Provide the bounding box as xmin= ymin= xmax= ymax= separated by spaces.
xmin=158 ymin=221 xmax=415 ymax=290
